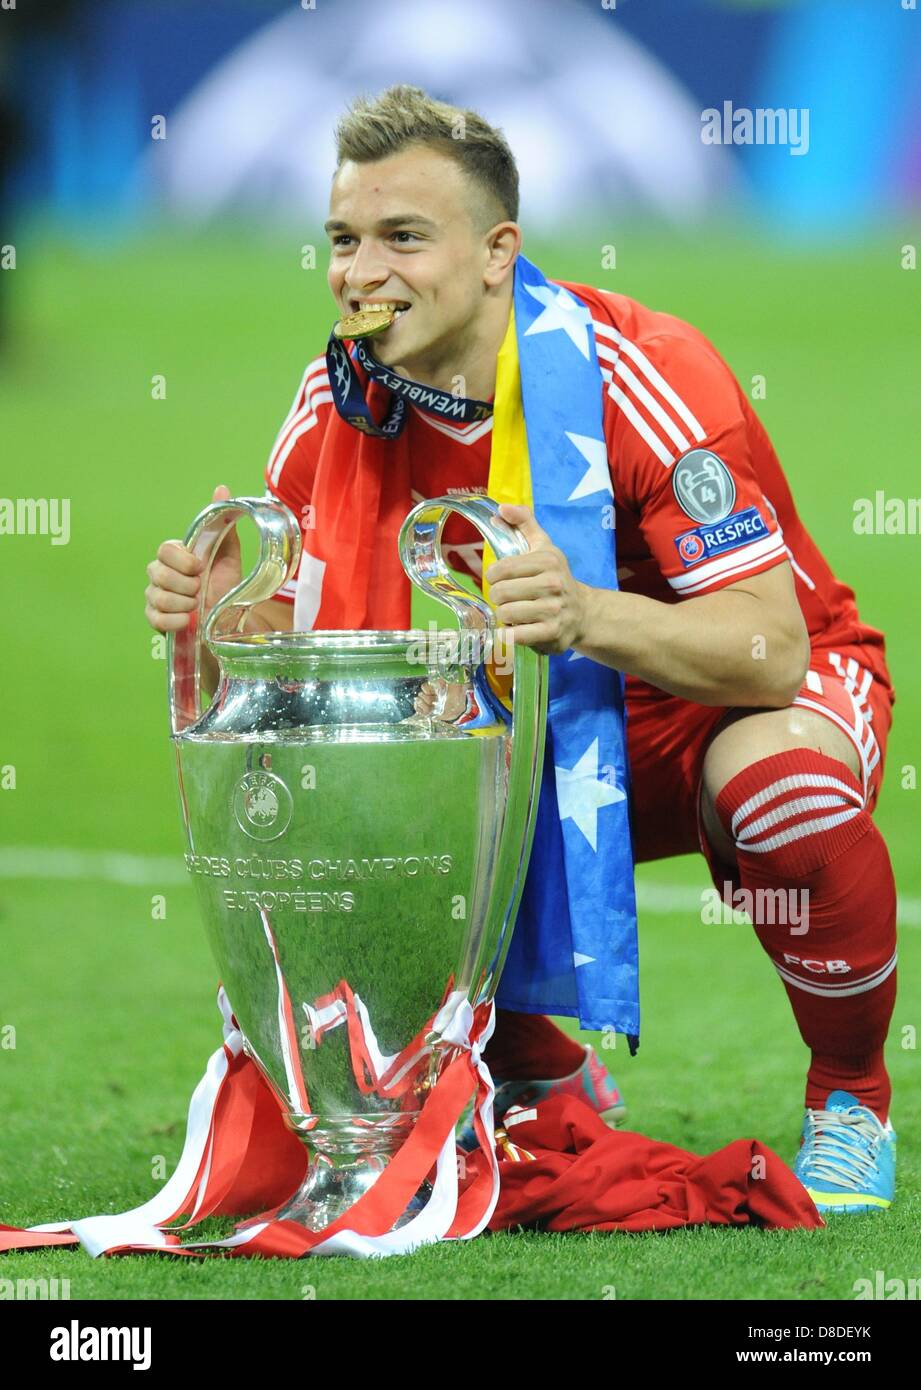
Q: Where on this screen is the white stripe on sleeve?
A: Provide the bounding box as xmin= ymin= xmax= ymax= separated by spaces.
xmin=593 ymin=319 xmax=706 ymax=442
xmin=607 ymin=383 xmax=675 ymax=465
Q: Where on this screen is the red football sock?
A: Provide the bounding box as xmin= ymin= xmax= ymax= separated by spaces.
xmin=485 ymin=1010 xmax=586 ymax=1081
xmin=715 ymin=750 xmax=896 ymax=1123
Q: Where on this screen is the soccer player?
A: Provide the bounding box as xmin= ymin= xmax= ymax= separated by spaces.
xmin=145 ymin=87 xmax=898 ymax=1215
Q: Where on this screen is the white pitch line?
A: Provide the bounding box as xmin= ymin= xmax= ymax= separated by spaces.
xmin=0 ymin=847 xmax=918 ymax=926
xmin=0 ymin=846 xmax=188 ymax=886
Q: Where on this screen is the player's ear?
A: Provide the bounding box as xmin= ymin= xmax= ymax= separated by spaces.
xmin=483 ymin=223 xmax=520 ymax=286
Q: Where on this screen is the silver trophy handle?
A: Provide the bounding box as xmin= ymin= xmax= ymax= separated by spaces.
xmin=399 ymin=492 xmax=548 ymax=1007
xmin=167 ymin=495 xmax=302 ymax=736
xmin=398 ymin=490 xmax=545 ymax=713
xmin=398 ymin=492 xmax=529 ymax=634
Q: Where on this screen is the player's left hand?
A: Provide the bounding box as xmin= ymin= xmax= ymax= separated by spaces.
xmin=486 ymin=504 xmax=589 ymax=655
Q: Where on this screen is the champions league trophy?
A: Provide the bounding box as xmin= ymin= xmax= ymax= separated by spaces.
xmin=167 ymin=493 xmax=547 ymax=1233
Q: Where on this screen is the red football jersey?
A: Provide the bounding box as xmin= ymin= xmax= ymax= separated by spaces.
xmin=263 ymin=282 xmax=890 ymax=690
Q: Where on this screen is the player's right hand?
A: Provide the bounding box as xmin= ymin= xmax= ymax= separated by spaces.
xmin=145 ymin=485 xmax=242 ymax=633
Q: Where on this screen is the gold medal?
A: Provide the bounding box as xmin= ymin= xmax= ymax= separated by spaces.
xmin=333 ymin=306 xmax=398 ymax=340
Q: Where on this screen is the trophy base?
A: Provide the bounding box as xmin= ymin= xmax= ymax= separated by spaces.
xmin=276 ymin=1153 xmax=432 ymax=1234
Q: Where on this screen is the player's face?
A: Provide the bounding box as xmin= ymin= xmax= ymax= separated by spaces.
xmin=326 ymin=146 xmax=502 ymax=377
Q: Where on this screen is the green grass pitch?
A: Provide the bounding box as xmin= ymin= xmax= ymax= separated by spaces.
xmin=0 ymin=222 xmax=918 ymax=1300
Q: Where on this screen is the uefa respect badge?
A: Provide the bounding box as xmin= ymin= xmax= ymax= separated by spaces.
xmin=674 ymin=505 xmax=769 ymax=567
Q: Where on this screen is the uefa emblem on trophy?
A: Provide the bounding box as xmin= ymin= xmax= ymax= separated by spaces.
xmin=167 ymin=492 xmax=547 ymax=1233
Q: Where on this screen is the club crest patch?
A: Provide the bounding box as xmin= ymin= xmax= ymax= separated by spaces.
xmin=672 ymin=449 xmax=736 ymax=524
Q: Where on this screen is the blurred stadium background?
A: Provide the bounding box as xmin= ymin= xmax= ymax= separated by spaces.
xmin=1 ymin=0 xmax=919 ymax=1300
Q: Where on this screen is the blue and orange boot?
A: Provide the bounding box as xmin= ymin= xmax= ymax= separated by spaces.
xmin=793 ymin=1090 xmax=896 ymax=1215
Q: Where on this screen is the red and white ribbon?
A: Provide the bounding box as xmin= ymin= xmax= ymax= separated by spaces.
xmin=0 ymin=987 xmax=498 ymax=1260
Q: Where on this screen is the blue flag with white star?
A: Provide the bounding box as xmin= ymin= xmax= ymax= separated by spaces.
xmin=494 ymin=255 xmax=640 ymax=1047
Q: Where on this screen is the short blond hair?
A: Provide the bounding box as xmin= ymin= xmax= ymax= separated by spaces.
xmin=334 ymin=85 xmax=519 ymax=224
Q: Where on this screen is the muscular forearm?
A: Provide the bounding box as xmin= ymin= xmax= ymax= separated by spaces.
xmin=574 ymin=577 xmax=809 ymax=708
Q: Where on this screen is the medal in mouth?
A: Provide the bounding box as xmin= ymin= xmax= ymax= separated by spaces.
xmin=333 ymin=302 xmax=410 ymax=340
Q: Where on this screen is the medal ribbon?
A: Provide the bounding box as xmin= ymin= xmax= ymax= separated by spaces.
xmin=326 ymin=333 xmax=493 ymax=437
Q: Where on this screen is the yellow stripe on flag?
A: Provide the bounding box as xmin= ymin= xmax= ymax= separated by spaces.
xmin=482 ymin=302 xmax=534 ymax=709
xmin=483 ymin=303 xmax=533 ymax=604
